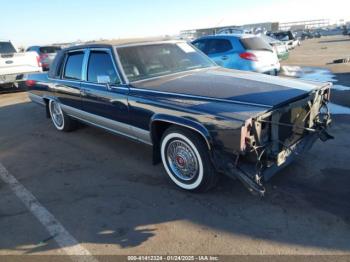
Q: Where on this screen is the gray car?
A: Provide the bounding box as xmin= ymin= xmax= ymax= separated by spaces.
xmin=26 ymin=45 xmax=61 ymax=71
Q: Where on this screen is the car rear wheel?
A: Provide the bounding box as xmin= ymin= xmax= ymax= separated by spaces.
xmin=160 ymin=127 xmax=218 ymax=192
xmin=48 ymin=100 xmax=76 ymax=132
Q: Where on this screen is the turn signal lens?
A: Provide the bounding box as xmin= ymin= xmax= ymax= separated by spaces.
xmin=36 ymin=56 xmax=42 ymax=67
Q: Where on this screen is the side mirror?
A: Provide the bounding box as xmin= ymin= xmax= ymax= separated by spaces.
xmin=97 ymin=75 xmax=111 ymax=85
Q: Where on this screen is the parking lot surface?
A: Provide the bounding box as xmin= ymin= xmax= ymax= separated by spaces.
xmin=0 ymin=36 xmax=350 ymax=258
xmin=281 ymin=35 xmax=350 ymax=108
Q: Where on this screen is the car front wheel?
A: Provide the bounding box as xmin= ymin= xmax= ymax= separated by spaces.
xmin=160 ymin=127 xmax=218 ymax=192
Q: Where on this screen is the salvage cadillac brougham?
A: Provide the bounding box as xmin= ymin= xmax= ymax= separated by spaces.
xmin=26 ymin=41 xmax=333 ymax=195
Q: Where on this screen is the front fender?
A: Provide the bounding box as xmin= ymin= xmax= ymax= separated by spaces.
xmin=150 ymin=114 xmax=213 ymax=150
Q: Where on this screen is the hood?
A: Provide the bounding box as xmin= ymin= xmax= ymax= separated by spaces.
xmin=131 ymin=67 xmax=328 ymax=108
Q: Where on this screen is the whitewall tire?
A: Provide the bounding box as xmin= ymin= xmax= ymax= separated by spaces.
xmin=48 ymin=100 xmax=76 ymax=132
xmin=160 ymin=127 xmax=218 ymax=192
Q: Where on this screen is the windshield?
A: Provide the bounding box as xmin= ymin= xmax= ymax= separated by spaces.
xmin=117 ymin=42 xmax=216 ymax=82
xmin=240 ymin=37 xmax=273 ymax=52
xmin=0 ymin=42 xmax=16 ymax=54
xmin=40 ymin=46 xmax=61 ymax=54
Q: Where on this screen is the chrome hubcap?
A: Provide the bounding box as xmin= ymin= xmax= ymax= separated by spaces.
xmin=51 ymin=101 xmax=63 ymax=128
xmin=166 ymin=139 xmax=198 ymax=181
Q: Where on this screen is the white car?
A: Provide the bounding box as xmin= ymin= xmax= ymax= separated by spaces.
xmin=268 ymin=31 xmax=300 ymax=50
xmin=0 ymin=41 xmax=42 ymax=88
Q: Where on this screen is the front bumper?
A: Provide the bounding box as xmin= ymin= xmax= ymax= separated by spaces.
xmin=231 ymin=127 xmax=333 ymax=196
xmin=262 ymin=132 xmax=319 ymax=181
xmin=230 ymin=132 xmax=319 ymax=196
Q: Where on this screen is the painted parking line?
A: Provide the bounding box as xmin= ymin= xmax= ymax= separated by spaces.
xmin=0 ymin=162 xmax=98 ymax=262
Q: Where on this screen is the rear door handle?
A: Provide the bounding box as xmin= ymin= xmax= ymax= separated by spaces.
xmin=221 ymin=55 xmax=229 ymax=60
xmin=80 ymin=88 xmax=88 ymax=96
xmin=51 ymin=84 xmax=66 ymax=91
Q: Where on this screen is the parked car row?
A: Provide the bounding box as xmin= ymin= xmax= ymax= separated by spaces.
xmin=26 ymin=41 xmax=333 ymax=195
xmin=267 ymin=31 xmax=300 ymax=50
xmin=0 ymin=42 xmax=62 ymax=89
xmin=26 ymin=45 xmax=61 ymax=71
xmin=182 ymin=29 xmax=301 ymax=76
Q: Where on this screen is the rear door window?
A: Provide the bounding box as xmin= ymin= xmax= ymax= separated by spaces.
xmin=206 ymin=39 xmax=233 ymax=54
xmin=240 ymin=37 xmax=272 ymax=52
xmin=87 ymin=51 xmax=120 ymax=84
xmin=63 ymin=52 xmax=84 ymax=80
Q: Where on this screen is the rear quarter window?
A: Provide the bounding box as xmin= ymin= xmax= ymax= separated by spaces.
xmin=206 ymin=39 xmax=233 ymax=54
xmin=49 ymin=50 xmax=65 ymax=79
xmin=40 ymin=46 xmax=61 ymax=54
xmin=63 ymin=52 xmax=84 ymax=80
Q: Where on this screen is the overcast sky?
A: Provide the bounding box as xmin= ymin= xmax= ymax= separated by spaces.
xmin=1 ymin=0 xmax=349 ymax=46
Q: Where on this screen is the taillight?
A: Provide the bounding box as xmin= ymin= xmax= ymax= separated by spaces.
xmin=40 ymin=54 xmax=48 ymax=59
xmin=239 ymin=52 xmax=258 ymax=61
xmin=25 ymin=80 xmax=36 ymax=88
xmin=36 ymin=56 xmax=42 ymax=67
xmin=39 ymin=54 xmax=49 ymax=67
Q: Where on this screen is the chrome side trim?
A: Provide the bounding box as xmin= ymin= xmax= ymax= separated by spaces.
xmin=47 ymin=77 xmax=81 ymax=85
xmin=60 ymin=104 xmax=152 ymax=146
xmin=28 ymin=93 xmax=45 ymax=106
xmin=47 ymin=77 xmax=130 ymax=91
xmin=134 ymin=126 xmax=153 ymax=145
xmin=130 ymin=87 xmax=272 ymax=108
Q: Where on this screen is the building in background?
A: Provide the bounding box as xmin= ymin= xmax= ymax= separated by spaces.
xmin=279 ymin=19 xmax=330 ymax=31
xmin=180 ymin=19 xmax=340 ymax=40
xmin=180 ymin=22 xmax=279 ymax=40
